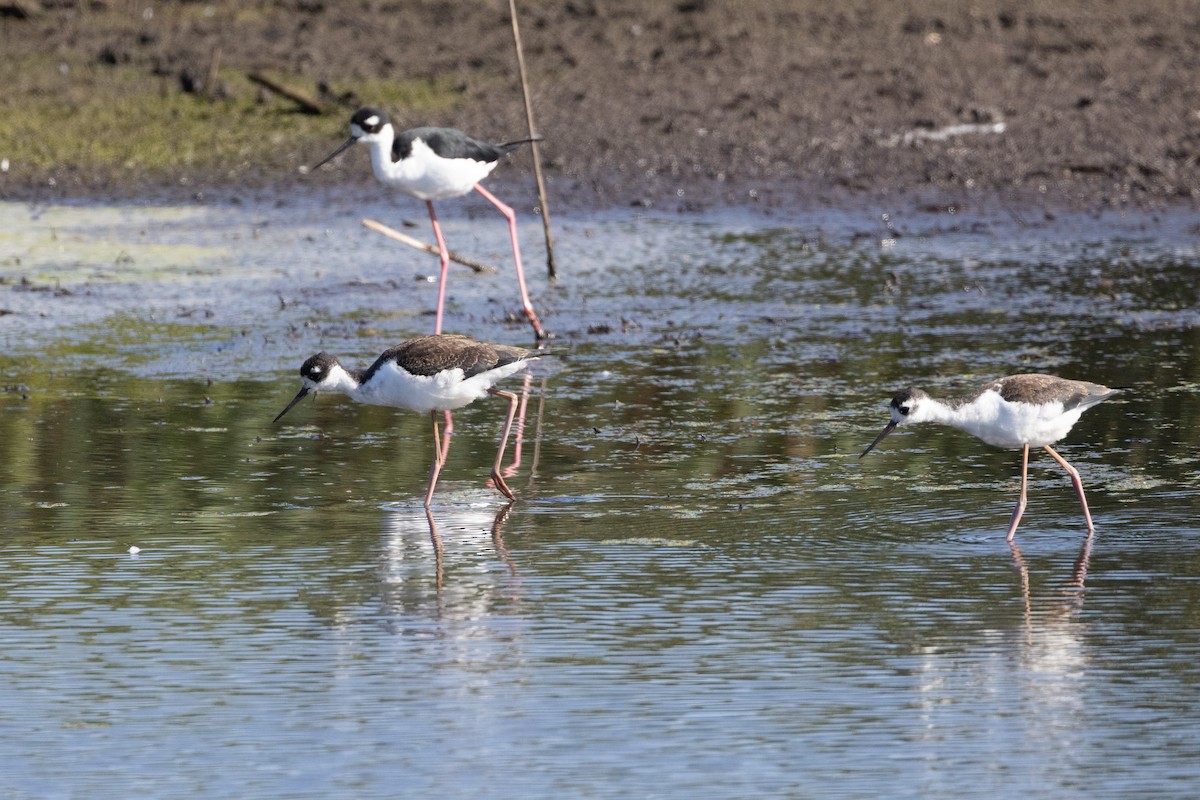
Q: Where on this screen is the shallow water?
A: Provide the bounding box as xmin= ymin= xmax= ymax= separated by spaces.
xmin=2 ymin=195 xmax=1199 ymax=797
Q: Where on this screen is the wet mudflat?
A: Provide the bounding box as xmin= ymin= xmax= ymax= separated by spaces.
xmin=1 ymin=195 xmax=1199 ymax=797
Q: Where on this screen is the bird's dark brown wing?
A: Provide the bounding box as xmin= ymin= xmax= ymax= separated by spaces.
xmin=363 ymin=335 xmax=532 ymax=381
xmin=993 ymin=374 xmax=1117 ymax=410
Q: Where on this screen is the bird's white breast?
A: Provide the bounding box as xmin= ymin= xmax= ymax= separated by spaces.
xmin=371 ymin=138 xmax=498 ymax=200
xmin=354 ymin=359 xmax=529 ymax=413
xmin=948 ymin=391 xmax=1083 ymax=449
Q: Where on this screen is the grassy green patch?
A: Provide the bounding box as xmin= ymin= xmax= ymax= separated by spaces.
xmin=0 ymin=53 xmax=463 ymax=180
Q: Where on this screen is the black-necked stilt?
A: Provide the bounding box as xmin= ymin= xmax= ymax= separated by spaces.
xmin=314 ymin=107 xmax=547 ymax=340
xmin=274 ymin=334 xmax=539 ymax=506
xmin=860 ymin=374 xmax=1122 ymax=540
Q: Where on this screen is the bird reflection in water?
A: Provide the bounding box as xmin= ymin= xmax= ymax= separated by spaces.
xmin=379 ymin=500 xmax=519 ymax=601
xmin=1008 ymin=534 xmax=1094 ymax=649
xmin=423 ymin=502 xmax=517 ymax=591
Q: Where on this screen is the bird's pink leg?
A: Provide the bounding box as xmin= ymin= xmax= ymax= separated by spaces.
xmin=1006 ymin=443 xmax=1031 ymax=541
xmin=427 ymin=200 xmax=458 ymax=441
xmin=440 ymin=410 xmax=454 ymax=457
xmin=429 ymin=409 xmax=451 ymax=467
xmin=425 ymin=410 xmax=446 ymax=507
xmin=473 ymin=183 xmax=547 ymax=340
xmin=486 ymin=387 xmax=520 ymax=501
xmin=426 ymin=200 xmax=450 ymax=336
xmin=1043 ymin=444 xmax=1096 ymax=536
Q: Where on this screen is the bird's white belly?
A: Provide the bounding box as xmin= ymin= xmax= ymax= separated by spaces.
xmin=377 ymin=155 xmax=498 ymax=200
xmin=970 ymin=402 xmax=1083 ymax=449
xmin=355 ymin=361 xmax=529 ymax=414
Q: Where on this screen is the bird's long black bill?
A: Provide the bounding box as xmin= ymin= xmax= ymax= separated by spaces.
xmin=860 ymin=420 xmax=898 ymax=458
xmin=273 ymin=387 xmax=311 ymax=423
xmin=311 ymin=137 xmax=356 ymax=170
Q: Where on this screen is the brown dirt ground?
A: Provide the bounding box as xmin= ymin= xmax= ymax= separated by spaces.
xmin=3 ymin=0 xmax=1200 ymax=212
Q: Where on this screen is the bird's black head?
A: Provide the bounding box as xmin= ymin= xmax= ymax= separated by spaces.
xmin=274 ymin=352 xmax=341 ymax=424
xmin=860 ymin=387 xmax=928 ymax=458
xmin=889 ymin=387 xmax=926 ymax=419
xmin=350 ymin=107 xmax=390 ymax=137
xmin=300 ymin=352 xmax=340 ymax=384
xmin=312 ymin=109 xmax=392 ymax=170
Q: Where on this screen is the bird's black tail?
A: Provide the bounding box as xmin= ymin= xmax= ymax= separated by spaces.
xmin=497 ymin=135 xmax=544 ymax=152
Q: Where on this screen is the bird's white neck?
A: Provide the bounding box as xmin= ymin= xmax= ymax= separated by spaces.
xmin=319 ymin=363 xmax=364 ymax=398
xmin=909 ymin=393 xmax=1002 ymax=435
xmin=907 ymin=396 xmax=956 ymax=425
xmin=362 ymin=124 xmax=402 ymax=181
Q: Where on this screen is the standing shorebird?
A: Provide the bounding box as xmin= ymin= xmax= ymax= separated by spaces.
xmin=274 ymin=334 xmax=539 ymax=506
xmin=313 ymin=107 xmax=547 ymax=340
xmin=860 ymin=374 xmax=1122 ymax=540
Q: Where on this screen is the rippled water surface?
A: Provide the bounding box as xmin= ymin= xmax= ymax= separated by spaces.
xmin=2 ymin=196 xmax=1199 ymax=798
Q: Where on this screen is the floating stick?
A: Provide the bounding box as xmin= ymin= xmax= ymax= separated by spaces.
xmin=362 ymin=218 xmax=497 ymax=274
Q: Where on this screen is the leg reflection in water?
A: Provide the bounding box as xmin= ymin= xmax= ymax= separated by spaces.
xmin=381 ymin=501 xmax=519 ymax=594
xmin=1008 ymin=534 xmax=1095 ymax=649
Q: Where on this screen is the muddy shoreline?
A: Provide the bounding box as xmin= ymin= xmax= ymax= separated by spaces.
xmin=1 ymin=0 xmax=1198 ymax=214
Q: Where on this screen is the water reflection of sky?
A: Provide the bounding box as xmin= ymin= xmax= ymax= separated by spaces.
xmin=1 ymin=197 xmax=1199 ymax=797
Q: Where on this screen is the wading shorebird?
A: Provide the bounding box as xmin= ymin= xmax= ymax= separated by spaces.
xmin=313 ymin=107 xmax=547 ymax=340
xmin=274 ymin=334 xmax=539 ymax=506
xmin=860 ymin=374 xmax=1122 ymax=540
